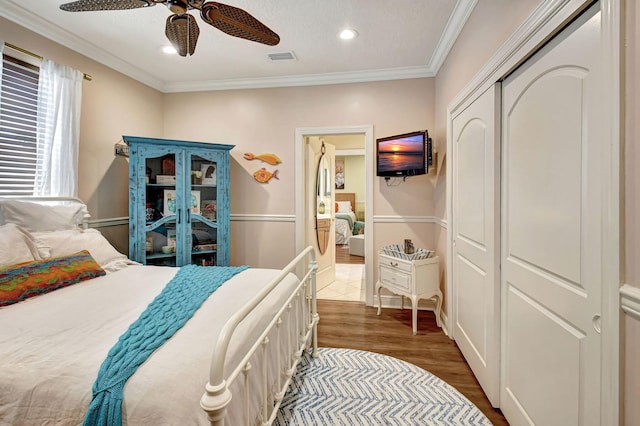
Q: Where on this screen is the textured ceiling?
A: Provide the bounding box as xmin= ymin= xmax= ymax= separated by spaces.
xmin=0 ymin=0 xmax=476 ymax=92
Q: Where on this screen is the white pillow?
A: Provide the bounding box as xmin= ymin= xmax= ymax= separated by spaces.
xmin=33 ymin=229 xmax=130 ymax=271
xmin=0 ymin=199 xmax=87 ymax=232
xmin=0 ymin=223 xmax=42 ymax=267
xmin=336 ymin=201 xmax=352 ymax=213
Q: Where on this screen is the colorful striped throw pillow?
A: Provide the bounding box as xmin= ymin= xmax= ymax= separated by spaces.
xmin=0 ymin=250 xmax=106 ymax=307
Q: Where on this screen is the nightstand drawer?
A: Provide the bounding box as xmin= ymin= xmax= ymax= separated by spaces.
xmin=379 ymin=265 xmax=411 ymax=292
xmin=378 ymin=254 xmax=412 ymax=273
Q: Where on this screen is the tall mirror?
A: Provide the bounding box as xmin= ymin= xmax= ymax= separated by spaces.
xmin=316 ymin=143 xmax=331 ymax=254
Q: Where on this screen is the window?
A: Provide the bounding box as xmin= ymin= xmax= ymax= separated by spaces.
xmin=0 ymin=55 xmax=39 ymax=196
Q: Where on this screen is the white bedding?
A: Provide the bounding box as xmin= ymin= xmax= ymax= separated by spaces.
xmin=0 ymin=264 xmax=300 ymax=425
xmin=335 ymin=211 xmax=356 ymax=245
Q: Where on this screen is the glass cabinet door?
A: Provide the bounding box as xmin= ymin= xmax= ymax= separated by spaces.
xmin=187 ymin=152 xmax=219 ymax=266
xmin=143 ymin=152 xmax=179 ymax=266
xmin=127 ymin=136 xmax=232 ymax=267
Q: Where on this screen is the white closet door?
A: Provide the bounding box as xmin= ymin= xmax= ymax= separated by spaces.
xmin=451 ymin=84 xmax=501 ymax=406
xmin=501 ymin=3 xmax=603 ymax=425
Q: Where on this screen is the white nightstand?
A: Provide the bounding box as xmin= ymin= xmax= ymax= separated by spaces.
xmin=376 ymin=253 xmax=442 ymax=335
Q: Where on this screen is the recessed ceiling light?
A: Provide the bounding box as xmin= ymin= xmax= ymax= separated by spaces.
xmin=162 ymin=45 xmax=177 ymax=54
xmin=338 ymin=29 xmax=358 ymax=40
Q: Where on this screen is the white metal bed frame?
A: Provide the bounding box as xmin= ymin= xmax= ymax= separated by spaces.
xmin=2 ymin=197 xmax=319 ymax=425
xmin=201 ymin=245 xmax=318 ymax=425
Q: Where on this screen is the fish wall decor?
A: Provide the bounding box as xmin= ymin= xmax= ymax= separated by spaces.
xmin=253 ymin=168 xmax=279 ymax=183
xmin=243 ymin=152 xmax=282 ymax=165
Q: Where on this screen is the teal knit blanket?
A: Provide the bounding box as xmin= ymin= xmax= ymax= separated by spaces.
xmin=83 ymin=264 xmax=249 ymax=426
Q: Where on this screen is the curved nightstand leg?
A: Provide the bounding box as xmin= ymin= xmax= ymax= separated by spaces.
xmin=435 ymin=290 xmax=443 ymax=328
xmin=376 ymin=281 xmax=383 ymax=315
xmin=410 ymin=295 xmax=418 ymax=335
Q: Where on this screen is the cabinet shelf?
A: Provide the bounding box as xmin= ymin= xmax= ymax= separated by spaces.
xmin=193 ymin=249 xmax=217 ymax=255
xmin=191 ymin=184 xmax=217 ymax=189
xmin=146 ymin=252 xmax=176 ymax=260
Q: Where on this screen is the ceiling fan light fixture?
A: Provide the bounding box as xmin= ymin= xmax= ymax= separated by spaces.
xmin=338 ymin=28 xmax=358 ymax=40
xmin=165 ymin=13 xmax=200 ymax=56
xmin=167 ymin=0 xmax=188 ymax=15
xmin=162 ymin=45 xmax=178 ymax=54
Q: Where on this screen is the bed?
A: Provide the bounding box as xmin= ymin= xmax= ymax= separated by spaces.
xmin=334 ymin=193 xmax=364 ymax=245
xmin=0 ymin=197 xmax=318 ymax=426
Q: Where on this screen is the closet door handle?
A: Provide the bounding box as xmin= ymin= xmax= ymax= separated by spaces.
xmin=187 ymin=209 xmax=191 ymax=224
xmin=592 ymin=314 xmax=601 ymax=333
xmin=178 ymin=208 xmax=181 ymax=224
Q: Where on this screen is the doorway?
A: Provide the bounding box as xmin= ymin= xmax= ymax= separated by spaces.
xmin=294 ymin=125 xmax=375 ymax=306
xmin=324 ymin=136 xmax=366 ymax=301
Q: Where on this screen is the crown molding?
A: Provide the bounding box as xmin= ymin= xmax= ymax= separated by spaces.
xmin=162 ymin=66 xmax=434 ymax=93
xmin=0 ymin=0 xmax=165 ymax=91
xmin=1 ymin=0 xmax=473 ymax=93
xmin=428 ymin=0 xmax=478 ymax=75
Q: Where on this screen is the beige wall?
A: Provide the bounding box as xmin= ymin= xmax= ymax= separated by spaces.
xmin=624 ymin=0 xmax=640 ymax=424
xmin=0 ymin=18 xmax=163 ymax=219
xmin=2 ymin=18 xmax=436 ymax=270
xmin=1 ymin=17 xmax=163 ymax=254
xmin=432 ymin=0 xmax=543 ymax=314
xmin=434 ymin=0 xmax=637 ymax=424
xmin=625 ymin=0 xmax=639 ymax=290
xmin=163 ymin=79 xmax=435 ymax=267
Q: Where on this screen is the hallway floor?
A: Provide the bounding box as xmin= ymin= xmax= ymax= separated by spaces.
xmin=317 ymin=263 xmax=365 ymax=302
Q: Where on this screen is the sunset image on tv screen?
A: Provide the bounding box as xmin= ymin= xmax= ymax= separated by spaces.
xmin=377 ymin=134 xmax=423 ymax=173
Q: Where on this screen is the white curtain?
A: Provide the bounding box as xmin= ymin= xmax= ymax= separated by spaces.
xmin=0 ymin=41 xmax=4 ymax=97
xmin=34 ymin=59 xmax=82 ymax=197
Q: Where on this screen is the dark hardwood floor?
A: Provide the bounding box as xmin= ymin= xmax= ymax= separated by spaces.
xmin=316 ymin=299 xmax=509 ymax=425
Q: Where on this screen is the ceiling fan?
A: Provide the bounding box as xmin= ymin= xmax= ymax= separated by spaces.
xmin=59 ymin=0 xmax=280 ymax=57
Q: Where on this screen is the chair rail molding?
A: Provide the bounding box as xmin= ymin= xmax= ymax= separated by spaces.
xmin=621 ymin=284 xmax=640 ymax=321
xmin=231 ymin=214 xmax=296 ymax=222
xmin=373 ymin=215 xmax=446 ymax=227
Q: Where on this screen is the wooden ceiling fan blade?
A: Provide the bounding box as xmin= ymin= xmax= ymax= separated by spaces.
xmin=60 ymin=0 xmax=157 ymax=12
xmin=200 ymin=2 xmax=279 ymax=46
xmin=165 ymin=14 xmax=200 ymax=57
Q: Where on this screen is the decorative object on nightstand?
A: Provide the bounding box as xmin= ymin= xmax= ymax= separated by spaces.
xmin=376 ymin=244 xmax=442 ymax=335
xmin=124 ymin=136 xmax=233 ymax=267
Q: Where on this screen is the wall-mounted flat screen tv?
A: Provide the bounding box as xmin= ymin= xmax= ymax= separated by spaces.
xmin=376 ymin=130 xmax=428 ymax=177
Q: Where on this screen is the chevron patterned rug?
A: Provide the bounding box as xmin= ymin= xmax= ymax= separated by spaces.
xmin=275 ymin=348 xmax=492 ymax=425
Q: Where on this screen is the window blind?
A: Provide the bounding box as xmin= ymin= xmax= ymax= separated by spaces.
xmin=0 ymin=56 xmax=39 ymax=196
